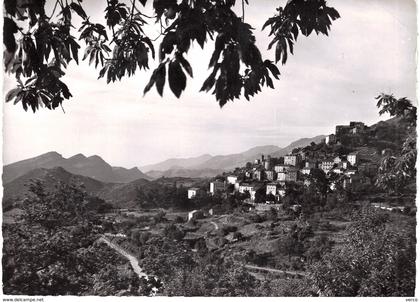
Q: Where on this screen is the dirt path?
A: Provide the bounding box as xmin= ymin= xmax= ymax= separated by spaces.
xmin=99 ymin=236 xmax=148 ymax=279
xmin=210 ymin=221 xmax=219 ymax=230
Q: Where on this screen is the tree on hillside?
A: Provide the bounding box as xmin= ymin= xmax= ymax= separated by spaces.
xmin=307 ymin=168 xmax=328 ymax=196
xmin=4 ymin=0 xmax=339 ymax=111
xmin=309 ymin=210 xmax=416 ymax=296
xmin=374 ymin=94 xmax=416 ymax=194
xmin=3 ymin=180 xmax=139 ymax=295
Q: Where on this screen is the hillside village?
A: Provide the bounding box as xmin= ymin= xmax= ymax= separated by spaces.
xmin=185 ymin=121 xmax=391 ymax=212
xmin=3 ymin=111 xmax=416 ymax=297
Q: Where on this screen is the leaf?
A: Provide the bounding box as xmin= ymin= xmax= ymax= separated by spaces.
xmin=144 ymin=70 xmax=156 ymax=95
xmin=155 ymin=64 xmax=166 ymax=96
xmin=200 ymin=65 xmax=219 ymax=93
xmin=5 ymin=87 xmax=20 ymax=103
xmin=70 ymin=3 xmax=87 ymax=19
xmin=177 ymin=55 xmax=193 ymax=77
xmin=69 ymin=39 xmax=80 ymax=64
xmin=142 ymin=37 xmax=155 ymax=59
xmin=266 ymin=75 xmax=274 ymax=89
xmin=209 ymin=34 xmax=225 ymax=67
xmin=159 ymin=32 xmax=176 ymax=61
xmin=168 ymin=61 xmax=186 ymax=98
xmin=264 ymin=60 xmax=280 ymax=79
xmin=262 ymin=16 xmax=277 ymax=31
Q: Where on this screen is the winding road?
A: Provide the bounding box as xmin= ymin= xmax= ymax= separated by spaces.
xmin=99 ymin=236 xmax=148 ymax=279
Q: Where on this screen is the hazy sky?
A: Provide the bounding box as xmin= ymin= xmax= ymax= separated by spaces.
xmin=2 ymin=0 xmax=417 ymax=168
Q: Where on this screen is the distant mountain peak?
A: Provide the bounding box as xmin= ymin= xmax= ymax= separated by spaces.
xmin=37 ymin=151 xmax=63 ymax=159
xmin=68 ymin=153 xmax=86 ymax=160
xmin=87 ymin=155 xmax=105 ymax=161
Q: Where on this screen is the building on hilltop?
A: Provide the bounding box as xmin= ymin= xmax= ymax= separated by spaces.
xmin=284 ymin=154 xmax=301 ymax=166
xmin=278 ymin=167 xmax=299 ymax=182
xmin=238 ymin=182 xmax=254 ymax=194
xmin=350 ymin=121 xmax=366 ymax=132
xmin=298 ymin=150 xmax=307 ymax=161
xmin=347 ymin=152 xmax=358 ymax=166
xmin=210 ymin=180 xmax=225 ymax=195
xmin=301 ymin=167 xmax=312 ymax=175
xmin=188 ymin=188 xmax=200 ymax=199
xmin=239 ymin=182 xmax=263 ymax=201
xmin=277 ymin=171 xmax=286 ymax=181
xmin=266 ymin=182 xmax=286 ymax=199
xmin=305 ymin=160 xmax=317 ymax=169
xmin=336 ymin=125 xmax=352 ymax=136
xmin=274 ymin=164 xmax=289 ymax=173
xmin=253 ymin=169 xmax=263 ymax=181
xmin=336 ymin=121 xmax=366 ymax=136
xmin=262 ymin=155 xmax=273 ymax=170
xmin=325 ymin=134 xmax=336 ymax=144
xmin=285 ymin=169 xmax=298 ymax=182
xmin=320 ymin=159 xmax=335 ymax=174
xmin=226 ymin=175 xmax=238 ymax=184
xmin=265 ymin=170 xmax=275 ymax=181
xmin=338 ymin=160 xmax=350 ymax=170
xmin=266 ymin=182 xmax=279 ymax=196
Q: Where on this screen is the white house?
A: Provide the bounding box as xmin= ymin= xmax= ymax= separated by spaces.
xmin=339 ymin=160 xmax=350 ymax=170
xmin=227 ymin=175 xmax=238 ymax=184
xmin=284 ymin=154 xmax=301 ymax=166
xmin=188 ymin=188 xmax=200 ymax=199
xmin=320 ymin=159 xmax=335 ymax=174
xmin=266 ymin=183 xmax=278 ymax=196
xmin=239 ymin=183 xmax=262 ymax=201
xmin=301 ymin=167 xmax=311 ymax=175
xmin=238 ymin=183 xmax=254 ymax=194
xmin=347 ymin=153 xmax=358 ymax=166
xmin=277 ymin=171 xmax=286 ymax=181
xmin=274 ymin=165 xmax=288 ymax=173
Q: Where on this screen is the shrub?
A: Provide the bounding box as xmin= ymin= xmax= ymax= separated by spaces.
xmin=153 ymin=211 xmax=166 ymax=224
xmin=163 ymin=224 xmax=185 ymax=241
xmin=174 ymin=215 xmax=185 ymax=223
xmin=249 ymin=213 xmax=265 ymax=223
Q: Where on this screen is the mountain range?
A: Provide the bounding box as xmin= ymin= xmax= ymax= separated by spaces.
xmin=3 ymin=134 xmax=326 ymax=184
xmin=140 ymin=134 xmax=326 ymax=177
xmin=3 ymin=152 xmax=150 ymax=184
xmin=2 ymin=166 xmax=154 ymax=209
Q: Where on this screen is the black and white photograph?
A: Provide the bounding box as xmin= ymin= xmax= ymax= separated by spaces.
xmin=1 ymin=0 xmax=417 ymax=298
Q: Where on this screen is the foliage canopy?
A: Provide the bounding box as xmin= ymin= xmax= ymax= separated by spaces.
xmin=4 ymin=0 xmax=339 ymax=112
